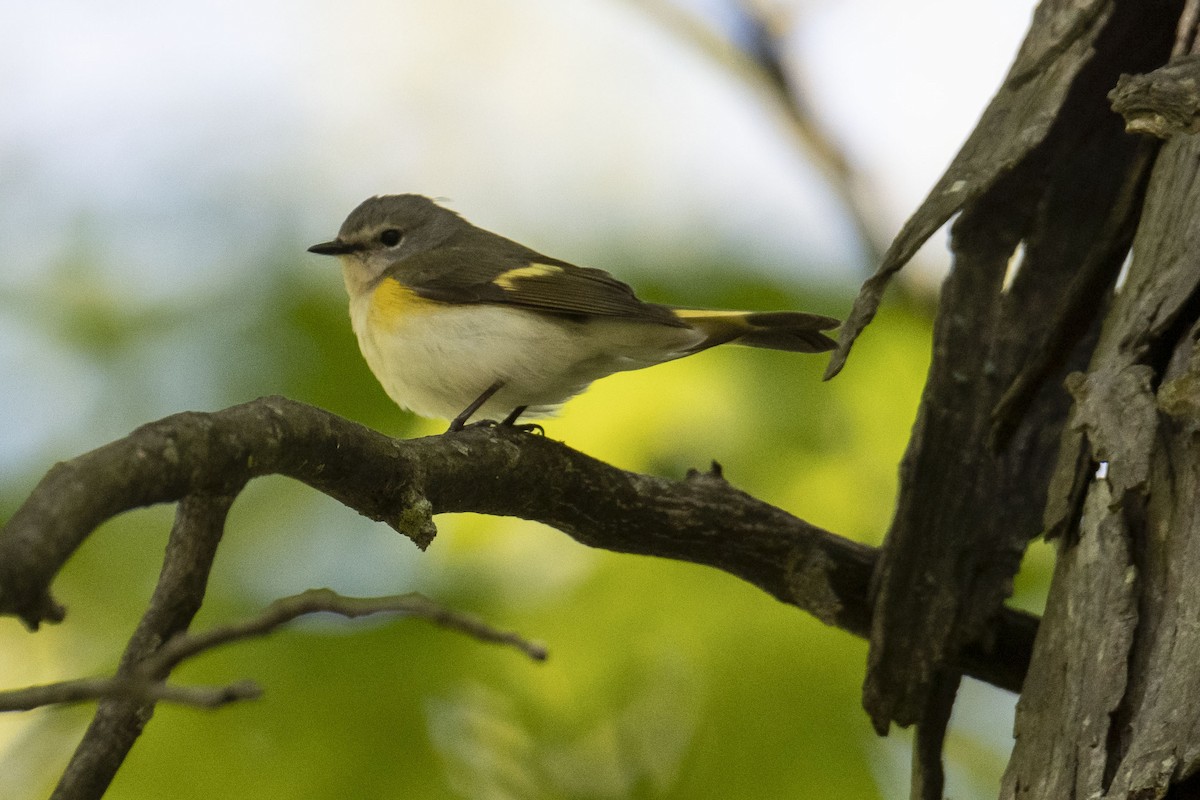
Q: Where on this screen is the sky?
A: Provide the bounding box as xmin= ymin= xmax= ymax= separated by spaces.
xmin=0 ymin=0 xmax=1034 ymax=289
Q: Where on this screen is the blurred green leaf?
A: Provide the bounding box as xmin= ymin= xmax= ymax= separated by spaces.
xmin=0 ymin=252 xmax=1030 ymax=799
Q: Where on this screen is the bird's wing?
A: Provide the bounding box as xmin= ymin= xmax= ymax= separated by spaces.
xmin=390 ymin=244 xmax=686 ymax=326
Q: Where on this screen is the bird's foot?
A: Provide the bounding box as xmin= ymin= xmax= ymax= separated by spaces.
xmin=446 ymin=418 xmax=544 ymax=435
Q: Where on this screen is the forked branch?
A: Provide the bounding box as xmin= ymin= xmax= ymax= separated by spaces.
xmin=0 ymin=396 xmax=1036 ymax=692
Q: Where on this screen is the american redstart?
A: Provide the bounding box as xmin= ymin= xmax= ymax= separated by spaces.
xmin=308 ymin=194 xmax=838 ymax=431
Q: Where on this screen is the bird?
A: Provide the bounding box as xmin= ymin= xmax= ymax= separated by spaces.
xmin=308 ymin=194 xmax=838 ymax=431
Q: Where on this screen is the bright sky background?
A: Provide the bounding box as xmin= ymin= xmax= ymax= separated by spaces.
xmin=0 ymin=0 xmax=1034 ymax=287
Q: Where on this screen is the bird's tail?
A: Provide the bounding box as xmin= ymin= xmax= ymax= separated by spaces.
xmin=673 ymin=309 xmax=839 ymax=353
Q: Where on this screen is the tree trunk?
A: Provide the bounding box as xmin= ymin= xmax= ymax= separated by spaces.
xmin=830 ymin=0 xmax=1200 ymax=796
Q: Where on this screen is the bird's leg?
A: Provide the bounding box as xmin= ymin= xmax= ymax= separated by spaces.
xmin=447 ymin=382 xmax=503 ymax=432
xmin=500 ymin=406 xmax=527 ymax=425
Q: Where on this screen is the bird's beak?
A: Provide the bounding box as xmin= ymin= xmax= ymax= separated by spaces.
xmin=307 ymin=239 xmax=356 ymax=256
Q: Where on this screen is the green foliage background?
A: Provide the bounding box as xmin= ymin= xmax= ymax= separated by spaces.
xmin=0 ymin=250 xmax=1041 ymax=797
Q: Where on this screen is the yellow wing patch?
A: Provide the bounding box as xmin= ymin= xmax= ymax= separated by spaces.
xmin=492 ymin=263 xmax=564 ymax=291
xmin=369 ymin=277 xmax=436 ymax=331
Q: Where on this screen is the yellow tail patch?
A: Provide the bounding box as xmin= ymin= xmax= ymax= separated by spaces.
xmin=673 ymin=309 xmax=751 ymax=320
xmin=673 ymin=308 xmax=838 ymax=353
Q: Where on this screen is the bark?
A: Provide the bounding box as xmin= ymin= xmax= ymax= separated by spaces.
xmin=830 ymin=0 xmax=1178 ymax=764
xmin=1002 ymin=73 xmax=1200 ymax=799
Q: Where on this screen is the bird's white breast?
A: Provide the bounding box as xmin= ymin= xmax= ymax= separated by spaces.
xmin=349 ymin=277 xmax=704 ymax=422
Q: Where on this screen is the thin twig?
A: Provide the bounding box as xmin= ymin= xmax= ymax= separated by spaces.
xmin=632 ymin=0 xmax=888 ymax=264
xmin=0 ymin=678 xmax=261 ymax=712
xmin=0 ymin=589 xmax=544 ymax=715
xmin=149 ymin=588 xmax=549 ymax=669
xmin=1175 ymin=0 xmax=1200 ymax=57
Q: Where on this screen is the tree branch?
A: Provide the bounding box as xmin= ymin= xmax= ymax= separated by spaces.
xmin=51 ymin=491 xmax=236 ymax=800
xmin=0 ymin=396 xmax=1036 ymax=693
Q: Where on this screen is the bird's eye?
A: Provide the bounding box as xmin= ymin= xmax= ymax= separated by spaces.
xmin=379 ymin=229 xmax=403 ymax=247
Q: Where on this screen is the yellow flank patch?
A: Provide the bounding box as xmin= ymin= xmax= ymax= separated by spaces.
xmin=673 ymin=309 xmax=751 ymax=321
xmin=368 ymin=277 xmax=433 ymax=330
xmin=493 ymin=263 xmax=563 ymax=290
